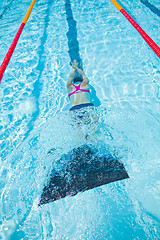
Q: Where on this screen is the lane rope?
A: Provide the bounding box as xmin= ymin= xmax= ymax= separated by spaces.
xmin=110 ymin=0 xmax=160 ymax=58
xmin=0 ymin=0 xmax=37 ymax=83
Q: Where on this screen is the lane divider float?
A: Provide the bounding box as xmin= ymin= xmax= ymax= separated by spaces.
xmin=110 ymin=0 xmax=160 ymax=58
xmin=0 ymin=0 xmax=37 ymax=83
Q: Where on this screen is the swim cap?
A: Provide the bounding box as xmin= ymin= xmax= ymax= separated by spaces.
xmin=73 ymin=77 xmax=83 ymax=83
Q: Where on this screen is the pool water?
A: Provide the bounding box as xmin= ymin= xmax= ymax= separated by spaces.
xmin=0 ymin=0 xmax=160 ymax=239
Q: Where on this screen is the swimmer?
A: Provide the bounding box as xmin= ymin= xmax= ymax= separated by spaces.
xmin=67 ymin=60 xmax=99 ymax=140
xmin=67 ymin=60 xmax=94 ymax=111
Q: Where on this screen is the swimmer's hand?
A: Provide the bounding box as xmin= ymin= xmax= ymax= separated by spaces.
xmin=71 ymin=60 xmax=78 ymax=69
xmin=71 ymin=60 xmax=89 ymax=84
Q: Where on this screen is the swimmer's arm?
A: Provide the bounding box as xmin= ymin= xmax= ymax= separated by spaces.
xmin=75 ymin=67 xmax=89 ymax=84
xmin=67 ymin=68 xmax=76 ymax=87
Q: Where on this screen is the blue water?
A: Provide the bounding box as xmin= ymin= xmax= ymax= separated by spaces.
xmin=0 ymin=0 xmax=160 ymax=239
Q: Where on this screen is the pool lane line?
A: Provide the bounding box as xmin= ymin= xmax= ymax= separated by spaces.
xmin=110 ymin=0 xmax=160 ymax=59
xmin=65 ymin=0 xmax=83 ymax=69
xmin=0 ymin=0 xmax=37 ymax=84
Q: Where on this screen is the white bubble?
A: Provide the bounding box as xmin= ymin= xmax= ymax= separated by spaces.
xmin=16 ymin=97 xmax=37 ymax=118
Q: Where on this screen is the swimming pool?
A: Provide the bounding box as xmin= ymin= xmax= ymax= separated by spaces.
xmin=0 ymin=0 xmax=160 ymax=239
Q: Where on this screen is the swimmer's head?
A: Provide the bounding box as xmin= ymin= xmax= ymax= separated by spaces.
xmin=73 ymin=77 xmax=83 ymax=84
